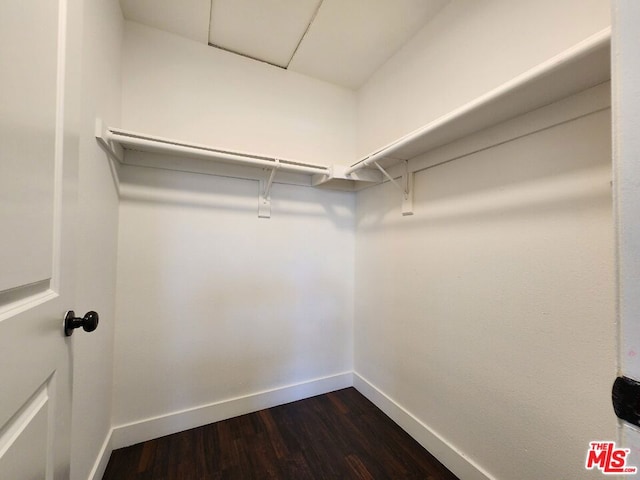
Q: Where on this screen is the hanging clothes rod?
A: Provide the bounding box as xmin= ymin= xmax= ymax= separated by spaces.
xmin=103 ymin=128 xmax=330 ymax=176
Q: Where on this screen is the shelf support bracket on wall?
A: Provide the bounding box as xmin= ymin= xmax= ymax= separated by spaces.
xmin=372 ymin=161 xmax=414 ymax=216
xmin=402 ymin=161 xmax=414 ymax=216
xmin=95 ymin=118 xmax=124 ymax=163
xmin=258 ymin=160 xmax=280 ymax=219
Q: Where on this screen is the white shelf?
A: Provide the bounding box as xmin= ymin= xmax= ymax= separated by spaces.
xmin=347 ymin=28 xmax=611 ymax=175
xmin=97 ymin=28 xmax=611 ymax=213
xmin=98 ymin=126 xmax=328 ymax=174
xmin=96 ymin=123 xmax=384 ymax=192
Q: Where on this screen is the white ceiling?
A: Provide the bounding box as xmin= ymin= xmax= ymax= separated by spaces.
xmin=119 ymin=0 xmax=449 ymax=89
xmin=119 ymin=0 xmax=211 ymax=44
xmin=209 ymin=0 xmax=322 ymax=68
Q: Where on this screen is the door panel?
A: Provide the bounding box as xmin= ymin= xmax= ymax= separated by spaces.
xmin=0 ymin=0 xmax=59 ymax=293
xmin=0 ymin=0 xmax=79 ymax=478
xmin=0 ymin=382 xmax=51 ymax=480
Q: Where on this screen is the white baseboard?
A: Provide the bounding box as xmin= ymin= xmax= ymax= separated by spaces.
xmin=88 ymin=430 xmax=113 ymax=480
xmin=95 ymin=372 xmax=492 ymax=480
xmin=353 ymin=372 xmax=495 ymax=480
xmin=111 ymin=371 xmax=353 ymax=449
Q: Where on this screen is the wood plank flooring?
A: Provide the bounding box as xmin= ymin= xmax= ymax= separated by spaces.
xmin=103 ymin=387 xmax=459 ymax=479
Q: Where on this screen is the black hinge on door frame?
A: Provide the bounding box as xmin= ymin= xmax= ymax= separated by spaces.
xmin=613 ymin=376 xmax=640 ymax=427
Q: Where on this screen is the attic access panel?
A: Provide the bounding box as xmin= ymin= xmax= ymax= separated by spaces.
xmin=208 ymin=0 xmax=321 ymax=68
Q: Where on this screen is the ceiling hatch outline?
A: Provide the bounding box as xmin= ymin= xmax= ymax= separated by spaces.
xmin=207 ymin=0 xmax=324 ymax=69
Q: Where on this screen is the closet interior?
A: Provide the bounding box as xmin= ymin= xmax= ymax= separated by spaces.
xmin=3 ymin=2 xmax=625 ymax=480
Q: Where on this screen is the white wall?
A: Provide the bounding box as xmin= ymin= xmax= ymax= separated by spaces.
xmin=115 ymin=29 xmax=356 ymax=443
xmin=91 ymin=3 xmax=619 ymax=477
xmin=112 ymin=166 xmax=354 ymax=443
xmin=357 ymin=0 xmax=611 ymax=158
xmin=121 ymin=21 xmax=356 ymax=167
xmin=354 ymin=92 xmax=617 ymax=479
xmin=71 ymin=1 xmax=123 ymax=479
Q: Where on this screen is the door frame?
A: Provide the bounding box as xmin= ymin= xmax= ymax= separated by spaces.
xmin=612 ymin=0 xmax=640 ymax=461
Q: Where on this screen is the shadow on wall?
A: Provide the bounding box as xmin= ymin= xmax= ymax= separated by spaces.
xmin=117 ymin=161 xmax=355 ymax=231
xmin=357 ymin=110 xmax=611 ymax=231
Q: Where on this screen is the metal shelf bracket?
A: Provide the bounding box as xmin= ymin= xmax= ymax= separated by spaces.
xmin=258 ymin=160 xmax=280 ymax=218
xmin=372 ymin=161 xmax=414 ymax=216
xmin=402 ymin=167 xmax=414 ymax=216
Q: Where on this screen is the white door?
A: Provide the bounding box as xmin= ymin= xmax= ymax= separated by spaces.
xmin=613 ymin=0 xmax=640 ymax=472
xmin=0 ymin=0 xmax=82 ymax=478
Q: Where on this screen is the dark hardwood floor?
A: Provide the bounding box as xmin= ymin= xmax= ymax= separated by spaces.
xmin=103 ymin=387 xmax=459 ymax=479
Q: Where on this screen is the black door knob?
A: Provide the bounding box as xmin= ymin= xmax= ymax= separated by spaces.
xmin=64 ymin=310 xmax=99 ymax=336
